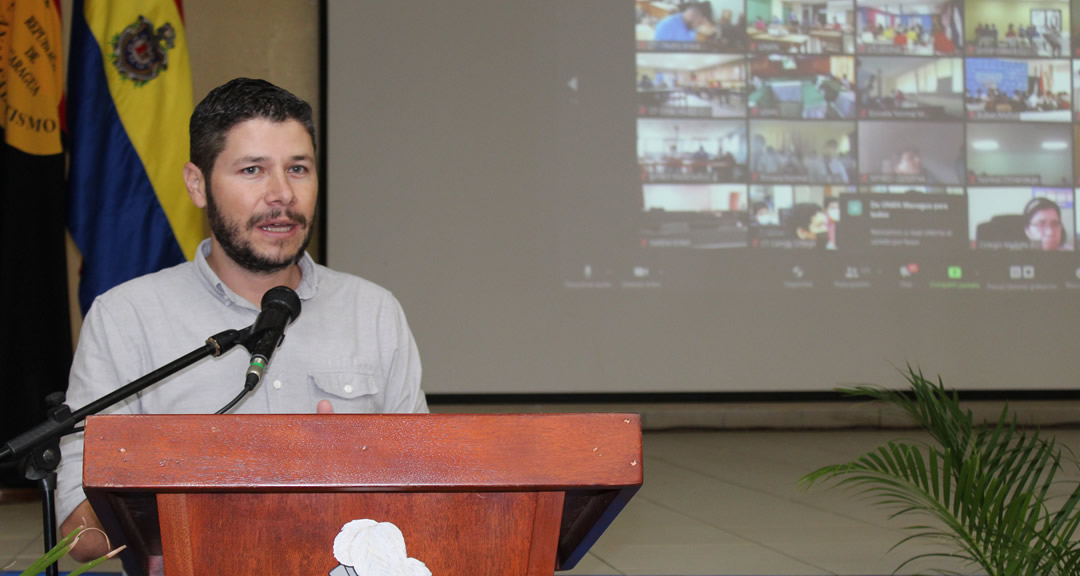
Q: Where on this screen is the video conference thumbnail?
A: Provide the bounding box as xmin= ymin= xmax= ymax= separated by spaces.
xmin=1073 ymin=60 xmax=1080 ymax=115
xmin=746 ymin=0 xmax=854 ymax=54
xmin=749 ymin=185 xmax=851 ymax=248
xmin=965 ymin=58 xmax=1071 ymax=121
xmin=637 ymin=53 xmax=747 ymax=118
xmin=636 ymin=0 xmax=747 ymax=52
xmin=968 ymin=187 xmax=1075 ymax=251
xmin=638 ymin=118 xmax=747 ymax=183
xmin=966 ymin=123 xmax=1073 ymax=186
xmin=856 ymin=0 xmax=964 ymax=56
xmin=839 ymin=190 xmax=968 ymax=250
xmin=1074 ymin=2 xmax=1080 ymax=55
xmin=857 ymin=57 xmax=964 ymax=119
xmin=858 ymin=121 xmax=964 ymax=185
xmin=750 ymin=120 xmax=855 ymax=184
xmin=966 ymin=0 xmax=1069 ymax=57
xmin=641 ymin=184 xmax=749 ymax=248
xmin=748 ymin=55 xmax=855 ymax=118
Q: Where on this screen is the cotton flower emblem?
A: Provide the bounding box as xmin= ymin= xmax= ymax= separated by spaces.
xmin=329 ymin=519 xmax=430 ymax=576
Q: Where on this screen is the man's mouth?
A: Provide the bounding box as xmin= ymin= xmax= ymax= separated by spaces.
xmin=257 ymin=221 xmax=298 ymax=233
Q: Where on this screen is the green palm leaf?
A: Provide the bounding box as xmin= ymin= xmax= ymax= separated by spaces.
xmin=800 ymin=366 xmax=1080 ymax=576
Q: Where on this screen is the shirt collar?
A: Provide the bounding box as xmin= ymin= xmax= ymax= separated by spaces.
xmin=194 ymin=238 xmax=319 ymax=310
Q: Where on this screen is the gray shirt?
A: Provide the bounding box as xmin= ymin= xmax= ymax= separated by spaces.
xmin=56 ymin=239 xmax=427 ymax=522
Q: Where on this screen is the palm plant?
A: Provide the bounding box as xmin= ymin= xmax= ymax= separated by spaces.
xmin=800 ymin=366 xmax=1080 ymax=576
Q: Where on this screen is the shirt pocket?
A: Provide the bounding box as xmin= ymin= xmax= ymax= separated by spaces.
xmin=309 ymin=370 xmax=381 ymax=413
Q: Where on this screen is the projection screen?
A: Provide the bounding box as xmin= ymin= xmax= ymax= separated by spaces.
xmin=326 ymin=0 xmax=1080 ymax=395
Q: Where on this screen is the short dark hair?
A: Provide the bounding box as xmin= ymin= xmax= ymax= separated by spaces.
xmin=682 ymin=2 xmax=714 ymax=22
xmin=189 ymin=78 xmax=315 ymax=178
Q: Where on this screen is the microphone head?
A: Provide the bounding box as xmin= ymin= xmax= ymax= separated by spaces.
xmin=261 ymin=286 xmax=302 ymax=323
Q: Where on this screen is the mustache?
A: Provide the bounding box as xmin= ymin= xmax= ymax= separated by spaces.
xmin=247 ymin=209 xmax=309 ymax=229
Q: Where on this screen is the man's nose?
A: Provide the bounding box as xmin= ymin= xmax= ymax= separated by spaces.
xmin=264 ymin=169 xmax=296 ymax=206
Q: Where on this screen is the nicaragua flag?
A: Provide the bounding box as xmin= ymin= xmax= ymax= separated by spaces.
xmin=68 ymin=0 xmax=202 ymax=314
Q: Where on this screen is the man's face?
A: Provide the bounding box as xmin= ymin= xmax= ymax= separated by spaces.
xmin=684 ymin=7 xmax=707 ymax=29
xmin=1026 ymin=208 xmax=1064 ymax=251
xmin=199 ymin=118 xmax=318 ymax=273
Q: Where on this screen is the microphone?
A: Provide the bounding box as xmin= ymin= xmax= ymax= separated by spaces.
xmin=244 ymin=286 xmax=302 ymax=387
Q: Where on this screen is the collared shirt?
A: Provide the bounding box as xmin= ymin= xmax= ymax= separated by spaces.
xmin=654 ymin=14 xmax=697 ymax=42
xmin=56 ymin=240 xmax=427 ymax=522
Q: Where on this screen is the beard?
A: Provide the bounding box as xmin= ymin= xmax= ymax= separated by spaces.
xmin=205 ymin=182 xmax=314 ymax=274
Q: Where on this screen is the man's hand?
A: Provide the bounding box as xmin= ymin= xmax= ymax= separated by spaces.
xmin=60 ymin=500 xmax=109 ymax=562
xmin=317 ymin=400 xmax=334 ymax=414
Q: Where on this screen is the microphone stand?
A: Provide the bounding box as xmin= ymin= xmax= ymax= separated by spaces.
xmin=0 ymin=327 xmax=249 ymax=576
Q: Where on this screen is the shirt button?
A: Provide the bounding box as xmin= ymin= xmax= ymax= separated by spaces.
xmin=343 ymin=384 xmax=354 ymax=394
xmin=272 ymin=380 xmax=283 ymax=390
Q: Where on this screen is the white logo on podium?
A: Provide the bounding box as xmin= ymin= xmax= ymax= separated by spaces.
xmin=329 ymin=519 xmax=431 ymax=576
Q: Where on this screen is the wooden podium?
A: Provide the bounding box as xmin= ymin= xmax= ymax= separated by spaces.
xmin=82 ymin=413 xmax=642 ymax=576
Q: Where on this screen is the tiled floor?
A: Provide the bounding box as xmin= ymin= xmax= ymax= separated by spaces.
xmin=3 ymin=427 xmax=1079 ymax=575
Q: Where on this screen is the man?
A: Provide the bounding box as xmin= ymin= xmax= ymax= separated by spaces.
xmin=653 ymin=2 xmax=713 ymax=42
xmin=822 ymin=139 xmax=849 ymax=183
xmin=57 ymin=78 xmax=428 ymax=560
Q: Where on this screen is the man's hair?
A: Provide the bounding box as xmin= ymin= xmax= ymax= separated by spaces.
xmin=189 ymin=78 xmax=315 ymax=178
xmin=682 ymin=2 xmax=714 ymax=22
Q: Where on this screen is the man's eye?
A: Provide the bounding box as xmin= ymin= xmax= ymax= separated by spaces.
xmin=289 ymin=166 xmax=308 ymax=174
xmin=241 ymin=166 xmax=259 ymax=175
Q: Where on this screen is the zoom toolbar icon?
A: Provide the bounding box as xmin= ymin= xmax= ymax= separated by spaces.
xmin=899 ymin=263 xmax=919 ymax=278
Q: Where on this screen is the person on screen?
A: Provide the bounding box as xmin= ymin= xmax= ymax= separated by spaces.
xmin=1023 ymin=197 xmax=1070 ymax=251
xmin=654 ymin=3 xmax=714 ymax=42
xmin=893 ymin=27 xmax=908 ymax=47
xmin=824 ymin=197 xmax=840 ymax=250
xmin=751 ymin=201 xmax=779 ymax=226
xmin=760 ymin=146 xmax=781 ymax=173
xmin=717 ymin=9 xmax=740 ymax=47
xmin=894 ymin=148 xmax=923 ymax=175
xmin=1026 ymin=25 xmax=1039 ymax=50
xmin=857 ymin=73 xmax=876 ymax=106
xmin=55 ymin=78 xmax=429 ymax=561
xmin=789 ymin=203 xmax=829 ymax=248
xmin=1045 ymin=25 xmax=1062 ymax=56
xmin=823 ymin=139 xmax=849 ymax=183
xmin=664 ymin=144 xmax=683 ymax=174
xmin=803 ymin=150 xmax=827 ymax=179
xmin=750 ymin=133 xmax=767 ymax=173
xmin=932 ymin=22 xmax=955 ymax=53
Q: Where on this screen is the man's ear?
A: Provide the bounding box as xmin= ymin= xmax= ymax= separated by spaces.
xmin=183 ymin=162 xmax=208 ymax=208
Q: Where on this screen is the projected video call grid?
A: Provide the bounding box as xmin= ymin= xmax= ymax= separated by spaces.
xmin=633 ymin=0 xmax=1080 ymax=266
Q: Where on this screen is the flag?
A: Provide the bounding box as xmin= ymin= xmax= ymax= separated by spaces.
xmin=0 ymin=0 xmax=72 ymax=485
xmin=68 ymin=0 xmax=201 ymax=314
